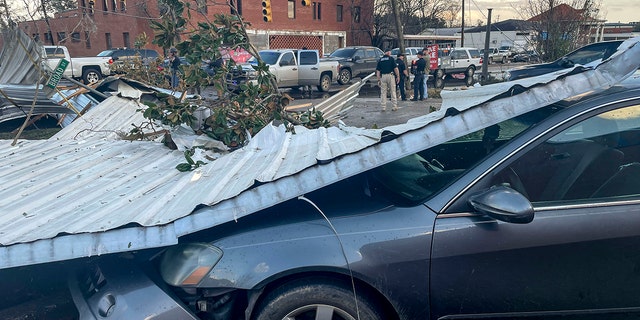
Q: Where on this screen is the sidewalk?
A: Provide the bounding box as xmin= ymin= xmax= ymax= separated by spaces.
xmin=340 ymin=97 xmax=442 ymax=129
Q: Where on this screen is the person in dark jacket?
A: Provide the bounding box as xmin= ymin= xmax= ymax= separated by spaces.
xmin=412 ymin=52 xmax=427 ymax=101
xmin=376 ymin=49 xmax=400 ymax=112
xmin=396 ymin=53 xmax=409 ymax=101
xmin=168 ymin=47 xmax=181 ymax=89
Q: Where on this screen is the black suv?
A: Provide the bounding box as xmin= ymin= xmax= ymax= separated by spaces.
xmin=324 ymin=46 xmax=384 ymax=84
xmin=506 ymin=40 xmax=623 ymax=81
xmin=97 ymin=48 xmax=160 ymax=65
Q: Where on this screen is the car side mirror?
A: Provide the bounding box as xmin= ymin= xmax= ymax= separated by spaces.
xmin=468 ymin=185 xmax=534 ymax=224
xmin=352 ymin=56 xmax=361 ymax=61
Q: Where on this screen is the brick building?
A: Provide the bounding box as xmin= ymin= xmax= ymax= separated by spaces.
xmin=17 ymin=0 xmax=373 ymax=57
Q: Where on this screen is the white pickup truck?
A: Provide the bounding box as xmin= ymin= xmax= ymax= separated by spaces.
xmin=42 ymin=45 xmax=113 ymax=84
xmin=243 ymin=49 xmax=339 ymax=92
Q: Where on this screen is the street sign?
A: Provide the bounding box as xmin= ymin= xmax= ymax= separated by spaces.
xmin=46 ymin=59 xmax=69 ymax=89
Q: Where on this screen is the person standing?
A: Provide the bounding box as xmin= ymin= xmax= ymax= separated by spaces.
xmin=412 ymin=52 xmax=427 ymax=101
xmin=375 ymin=49 xmax=400 ymax=112
xmin=168 ymin=47 xmax=181 ymax=90
xmin=422 ymin=47 xmax=430 ymax=99
xmin=396 ymin=53 xmax=409 ymax=101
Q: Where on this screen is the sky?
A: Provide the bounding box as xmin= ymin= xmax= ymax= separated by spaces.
xmin=466 ymin=0 xmax=637 ymax=24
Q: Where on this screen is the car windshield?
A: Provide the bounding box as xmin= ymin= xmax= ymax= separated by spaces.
xmin=330 ymin=48 xmax=356 ymax=58
xmin=371 ymin=105 xmax=562 ymax=205
xmin=256 ymin=51 xmax=281 ymax=65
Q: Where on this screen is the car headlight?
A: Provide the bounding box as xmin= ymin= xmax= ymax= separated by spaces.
xmin=160 ymin=243 xmax=223 ymax=286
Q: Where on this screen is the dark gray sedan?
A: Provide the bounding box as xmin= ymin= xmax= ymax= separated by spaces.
xmin=67 ymin=75 xmax=640 ymax=320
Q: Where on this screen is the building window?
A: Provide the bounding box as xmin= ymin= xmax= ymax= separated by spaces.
xmin=336 ymin=5 xmax=342 ymax=22
xmin=353 ymin=6 xmax=360 ymax=23
xmin=196 ymin=0 xmax=207 ymax=14
xmin=105 ymin=33 xmax=112 ymax=49
xmin=111 ymin=0 xmax=116 ymax=12
xmin=44 ymin=32 xmax=52 ymax=44
xmin=57 ymin=32 xmax=66 ymax=43
xmin=102 ymin=0 xmax=107 ymax=13
xmin=32 ymin=33 xmax=40 ymax=42
xmin=123 ymin=32 xmax=130 ymax=47
xmin=316 ymin=2 xmax=321 ymax=20
xmin=71 ymin=32 xmax=81 ymax=42
xmin=85 ymin=31 xmax=91 ymax=49
xmin=288 ymin=0 xmax=295 ymax=19
xmin=230 ymin=0 xmax=242 ymax=15
xmin=120 ymin=0 xmax=126 ymax=12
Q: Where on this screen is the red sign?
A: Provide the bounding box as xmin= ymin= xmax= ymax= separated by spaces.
xmin=427 ymin=44 xmax=439 ymax=71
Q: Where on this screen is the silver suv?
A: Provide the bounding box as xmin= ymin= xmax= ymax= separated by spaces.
xmin=433 ymin=47 xmax=482 ymax=87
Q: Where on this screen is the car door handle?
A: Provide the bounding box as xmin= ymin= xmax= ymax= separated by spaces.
xmin=292 ymin=68 xmax=298 ymax=71
xmin=311 ymin=67 xmax=318 ymax=70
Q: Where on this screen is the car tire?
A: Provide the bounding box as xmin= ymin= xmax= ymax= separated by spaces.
xmin=82 ymin=68 xmax=102 ymax=84
xmin=465 ymin=74 xmax=474 ymax=86
xmin=252 ymin=277 xmax=385 ymax=320
xmin=488 ymin=57 xmax=493 ymax=64
xmin=317 ymin=73 xmax=331 ymax=92
xmin=435 ymin=69 xmax=445 ymax=79
xmin=501 ymin=56 xmax=507 ymax=64
xmin=338 ymin=68 xmax=352 ymax=85
xmin=465 ymin=67 xmax=475 ymax=79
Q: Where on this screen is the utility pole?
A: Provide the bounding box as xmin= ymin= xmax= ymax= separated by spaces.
xmin=461 ymin=0 xmax=464 ymax=47
xmin=481 ymin=8 xmax=492 ymax=84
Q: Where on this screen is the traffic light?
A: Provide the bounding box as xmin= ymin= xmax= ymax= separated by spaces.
xmin=302 ymin=0 xmax=311 ymax=6
xmin=262 ymin=0 xmax=272 ymax=22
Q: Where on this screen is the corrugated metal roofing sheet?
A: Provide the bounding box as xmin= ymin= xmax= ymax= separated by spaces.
xmin=0 ymin=29 xmax=42 ymax=84
xmin=0 ymin=37 xmax=638 ymax=269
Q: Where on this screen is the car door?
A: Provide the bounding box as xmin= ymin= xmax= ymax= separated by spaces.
xmin=449 ymin=49 xmax=470 ymax=70
xmin=297 ymin=50 xmax=319 ymax=86
xmin=430 ymin=100 xmax=640 ymax=319
xmin=275 ymin=51 xmax=298 ymax=87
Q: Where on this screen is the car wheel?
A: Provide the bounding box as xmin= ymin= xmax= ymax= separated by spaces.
xmin=317 ymin=74 xmax=331 ymax=92
xmin=466 ymin=67 xmax=475 ymax=78
xmin=501 ymin=56 xmax=507 ymax=64
xmin=253 ymin=277 xmax=385 ymax=320
xmin=488 ymin=57 xmax=493 ymax=64
xmin=435 ymin=69 xmax=444 ymax=78
xmin=465 ymin=74 xmax=474 ymax=86
xmin=82 ymin=68 xmax=102 ymax=84
xmin=338 ymin=69 xmax=352 ymax=85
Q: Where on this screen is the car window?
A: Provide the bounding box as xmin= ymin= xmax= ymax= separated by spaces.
xmin=258 ymin=51 xmax=281 ymax=65
xmin=374 ymin=48 xmax=384 ymax=58
xmin=494 ymin=104 xmax=640 ymax=203
xmin=566 ymin=42 xmax=618 ymax=65
xmin=281 ymin=52 xmax=295 ymax=65
xmin=370 ymin=106 xmax=560 ymax=205
xmin=451 ymin=50 xmax=467 ymax=60
xmin=299 ymin=51 xmax=318 ymax=65
xmin=329 ymin=48 xmax=356 ymax=58
xmin=365 ymin=49 xmax=377 ymax=59
xmin=45 ymin=47 xmax=65 ymax=58
xmin=354 ymin=49 xmax=365 ymax=60
xmin=468 ymin=49 xmax=481 ymax=58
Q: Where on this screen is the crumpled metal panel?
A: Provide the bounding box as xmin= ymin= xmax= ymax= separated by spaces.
xmin=0 ymin=37 xmax=638 ymax=269
xmin=0 ymin=29 xmax=42 ymax=84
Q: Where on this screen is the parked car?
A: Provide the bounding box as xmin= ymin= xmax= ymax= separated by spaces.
xmin=243 ymin=49 xmax=339 ymax=92
xmin=506 ymin=40 xmax=623 ymax=81
xmin=512 ymin=50 xmax=541 ymax=63
xmin=324 ymin=46 xmax=384 ymax=84
xmin=66 ymin=70 xmax=640 ymax=319
xmin=97 ymin=47 xmax=160 ymax=65
xmin=42 ymin=45 xmax=113 ymax=84
xmin=391 ymin=46 xmax=422 ymax=63
xmin=481 ymin=47 xmax=509 ymax=64
xmin=433 ymin=47 xmax=483 ymax=87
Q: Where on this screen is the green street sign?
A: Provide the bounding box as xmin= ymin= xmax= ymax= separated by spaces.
xmin=46 ymin=59 xmax=69 ymax=89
